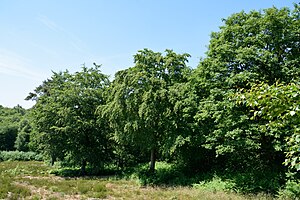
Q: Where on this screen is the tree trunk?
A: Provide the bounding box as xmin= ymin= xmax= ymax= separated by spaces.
xmin=81 ymin=159 xmax=87 ymax=176
xmin=50 ymin=157 xmax=55 ymax=166
xmin=50 ymin=154 xmax=56 ymax=166
xmin=149 ymin=148 xmax=156 ymax=173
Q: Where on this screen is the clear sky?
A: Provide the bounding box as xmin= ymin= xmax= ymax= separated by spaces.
xmin=0 ymin=0 xmax=296 ymax=108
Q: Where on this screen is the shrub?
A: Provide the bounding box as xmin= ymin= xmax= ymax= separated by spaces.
xmin=0 ymin=151 xmax=43 ymax=161
xmin=226 ymin=169 xmax=284 ymax=194
xmin=193 ymin=175 xmax=237 ymax=193
xmin=129 ymin=162 xmax=189 ymax=186
xmin=277 ymin=180 xmax=300 ymax=199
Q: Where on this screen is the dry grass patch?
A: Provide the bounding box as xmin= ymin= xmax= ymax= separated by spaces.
xmin=0 ymin=161 xmax=275 ymax=200
xmin=103 ymin=180 xmax=272 ymax=200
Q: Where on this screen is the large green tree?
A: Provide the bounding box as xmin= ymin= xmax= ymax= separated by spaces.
xmin=27 ymin=65 xmax=112 ymax=173
xmin=191 ymin=4 xmax=300 ymax=173
xmin=101 ymin=49 xmax=191 ymax=172
xmin=26 ymin=71 xmax=71 ymax=163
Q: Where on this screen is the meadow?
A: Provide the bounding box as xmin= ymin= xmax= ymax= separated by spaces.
xmin=0 ymin=161 xmax=276 ymax=200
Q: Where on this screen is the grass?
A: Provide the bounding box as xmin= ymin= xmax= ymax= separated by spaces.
xmin=0 ymin=161 xmax=282 ymax=200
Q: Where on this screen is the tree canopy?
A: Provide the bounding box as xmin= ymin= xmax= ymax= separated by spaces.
xmin=27 ymin=65 xmax=112 ymax=173
xmin=0 ymin=105 xmax=27 ymax=151
xmin=189 ymin=5 xmax=300 ymax=174
xmin=100 ymin=49 xmax=191 ymax=172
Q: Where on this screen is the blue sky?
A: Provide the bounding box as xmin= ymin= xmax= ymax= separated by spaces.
xmin=0 ymin=0 xmax=296 ymax=108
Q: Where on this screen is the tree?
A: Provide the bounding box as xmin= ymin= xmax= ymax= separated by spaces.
xmin=101 ymin=49 xmax=190 ymax=172
xmin=0 ymin=105 xmax=27 ymax=151
xmin=26 ymin=71 xmax=70 ymax=164
xmin=0 ymin=126 xmax=18 ymax=151
xmin=14 ymin=118 xmax=32 ymax=152
xmin=27 ymin=65 xmax=112 ymax=173
xmin=191 ymin=4 xmax=300 ymax=173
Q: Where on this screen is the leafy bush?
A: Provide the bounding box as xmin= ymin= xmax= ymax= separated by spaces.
xmin=0 ymin=151 xmax=43 ymax=161
xmin=227 ymin=169 xmax=284 ymax=194
xmin=128 ymin=162 xmax=191 ymax=186
xmin=277 ymin=180 xmax=300 ymax=199
xmin=193 ymin=175 xmax=237 ymax=193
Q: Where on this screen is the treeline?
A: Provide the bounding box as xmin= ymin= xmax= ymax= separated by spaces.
xmin=1 ymin=5 xmax=299 ymax=197
xmin=0 ymin=105 xmax=31 ymax=152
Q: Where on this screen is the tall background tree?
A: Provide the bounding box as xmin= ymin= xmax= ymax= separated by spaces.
xmin=0 ymin=105 xmax=27 ymax=151
xmin=187 ymin=4 xmax=300 ymax=191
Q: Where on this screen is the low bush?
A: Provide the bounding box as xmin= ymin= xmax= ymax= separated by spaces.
xmin=128 ymin=162 xmax=191 ymax=186
xmin=225 ymin=169 xmax=284 ymax=194
xmin=0 ymin=151 xmax=43 ymax=161
xmin=193 ymin=175 xmax=237 ymax=193
xmin=277 ymin=180 xmax=300 ymax=199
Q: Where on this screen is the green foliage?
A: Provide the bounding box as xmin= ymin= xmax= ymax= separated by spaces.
xmin=129 ymin=162 xmax=188 ymax=186
xmin=193 ymin=170 xmax=283 ymax=195
xmin=13 ymin=4 xmax=299 ymax=197
xmin=237 ymin=82 xmax=300 ymax=173
xmin=0 ymin=105 xmax=26 ymax=124
xmin=14 ymin=118 xmax=32 ymax=151
xmin=0 ymin=125 xmax=18 ymax=151
xmin=101 ymin=49 xmax=191 ymax=171
xmin=14 ymin=131 xmax=30 ymax=152
xmin=0 ymin=151 xmax=43 ymax=161
xmin=189 ymin=5 xmax=300 ymax=179
xmin=27 ymin=65 xmax=113 ymax=172
xmin=228 ymin=170 xmax=283 ymax=194
xmin=277 ymin=180 xmax=300 ymax=200
xmin=0 ymin=105 xmax=32 ymax=152
xmin=202 ymin=5 xmax=300 ymax=85
xmin=193 ymin=176 xmax=236 ymax=193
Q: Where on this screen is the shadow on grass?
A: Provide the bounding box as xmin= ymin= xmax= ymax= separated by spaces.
xmin=50 ymin=166 xmax=119 ymax=178
xmin=125 ymin=162 xmax=285 ymax=195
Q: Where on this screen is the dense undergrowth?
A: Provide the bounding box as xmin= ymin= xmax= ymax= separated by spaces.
xmin=48 ymin=161 xmax=299 ymax=199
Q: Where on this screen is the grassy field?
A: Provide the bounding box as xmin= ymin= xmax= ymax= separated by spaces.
xmin=0 ymin=161 xmax=275 ymax=200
